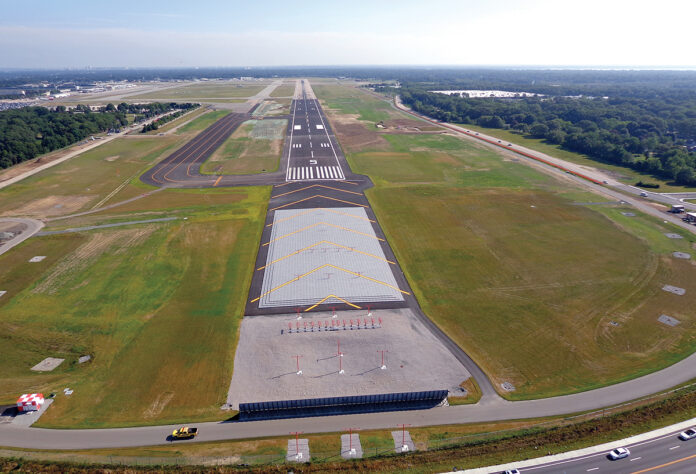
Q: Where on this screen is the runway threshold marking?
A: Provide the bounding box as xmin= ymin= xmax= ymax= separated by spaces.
xmin=257 ymin=240 xmax=395 ymax=270
xmin=269 ymin=194 xmax=367 ymax=211
xmin=305 ymin=294 xmax=361 ymax=311
xmin=262 ymin=222 xmax=384 ymax=247
xmin=631 ymin=452 xmax=696 ymax=473
xmin=250 ymin=263 xmax=410 ymax=303
xmin=273 ymin=184 xmax=362 ymax=199
xmin=213 ymin=176 xmax=223 ymax=187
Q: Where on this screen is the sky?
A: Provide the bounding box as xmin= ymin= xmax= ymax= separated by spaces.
xmin=1 ymin=0 xmax=695 ymax=69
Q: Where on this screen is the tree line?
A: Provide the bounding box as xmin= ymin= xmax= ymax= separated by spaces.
xmin=141 ymin=104 xmax=199 ymax=133
xmin=400 ymin=89 xmax=696 ymax=186
xmin=0 ymin=102 xmax=194 ymax=169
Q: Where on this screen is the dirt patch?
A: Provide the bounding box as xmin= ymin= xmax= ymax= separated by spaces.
xmin=103 ymin=155 xmax=120 ymax=162
xmin=32 ymin=226 xmax=156 ymax=294
xmin=1 ymin=195 xmax=95 ymax=218
xmin=143 ymin=391 xmax=175 ymax=419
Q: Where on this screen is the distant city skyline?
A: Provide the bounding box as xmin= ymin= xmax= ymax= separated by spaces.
xmin=1 ymin=0 xmax=694 ymax=69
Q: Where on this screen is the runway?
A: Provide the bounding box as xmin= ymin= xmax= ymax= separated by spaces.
xmin=140 ymin=80 xmax=360 ymax=188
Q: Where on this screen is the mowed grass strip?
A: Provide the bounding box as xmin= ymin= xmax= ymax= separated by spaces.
xmin=315 ymin=82 xmax=696 ymax=399
xmin=0 ymin=187 xmax=269 ymax=426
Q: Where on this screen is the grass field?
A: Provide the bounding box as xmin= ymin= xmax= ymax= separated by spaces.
xmin=316 ymin=84 xmax=696 ymax=399
xmin=0 ymin=186 xmax=269 ymax=427
xmin=313 ymin=84 xmax=400 ymax=123
xmin=0 ymin=136 xmax=186 ymax=218
xmin=175 ymin=110 xmax=230 ymax=135
xmin=460 ymin=123 xmax=696 ymax=193
xmin=199 ymin=120 xmax=285 ymax=175
xmin=129 ymin=83 xmax=266 ymax=100
xmin=269 ymin=84 xmax=296 ymax=97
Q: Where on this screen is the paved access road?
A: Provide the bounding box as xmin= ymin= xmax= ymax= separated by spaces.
xmin=0 ymin=217 xmax=44 ymax=256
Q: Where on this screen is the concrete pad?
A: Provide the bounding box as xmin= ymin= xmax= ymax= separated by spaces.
xmin=665 ymin=233 xmax=684 ymax=239
xmin=2 ymin=399 xmax=54 ymax=427
xmin=341 ymin=433 xmax=362 ymax=459
xmin=658 ymin=314 xmax=681 ymax=327
xmin=286 ymin=438 xmax=309 ymax=462
xmin=28 ymin=256 xmax=46 ymax=262
xmin=662 ymin=285 xmax=686 ymax=296
xmin=30 ymin=357 xmax=64 ymax=372
xmin=226 ymin=308 xmax=470 ymax=408
xmin=391 ymin=430 xmax=416 ymax=453
xmin=673 ymin=252 xmax=691 ymax=259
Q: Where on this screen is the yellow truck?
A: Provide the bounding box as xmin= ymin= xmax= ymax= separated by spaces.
xmin=171 ymin=426 xmax=198 ymax=440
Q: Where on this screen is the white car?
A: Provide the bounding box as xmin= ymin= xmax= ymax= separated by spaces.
xmin=679 ymin=428 xmax=696 ymax=440
xmin=608 ymin=447 xmax=630 ymax=460
xmin=640 ymin=192 xmax=648 ymax=197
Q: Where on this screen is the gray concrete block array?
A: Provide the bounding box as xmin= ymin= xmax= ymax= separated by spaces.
xmin=259 ymin=207 xmax=405 ymax=308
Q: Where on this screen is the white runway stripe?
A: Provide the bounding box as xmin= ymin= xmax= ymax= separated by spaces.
xmin=286 ymin=166 xmax=345 ymax=181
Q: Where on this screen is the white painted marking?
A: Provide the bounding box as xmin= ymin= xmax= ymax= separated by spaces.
xmin=311 ymin=151 xmax=314 ymax=158
xmin=318 ymin=167 xmax=324 ymax=179
xmin=630 ymin=457 xmax=642 ymax=461
xmin=328 ymin=167 xmax=336 ymax=179
xmin=309 ymin=159 xmax=317 ymax=165
xmin=670 ymin=445 xmax=680 ymax=450
xmin=316 ymin=124 xmax=324 ymax=130
xmin=309 ymin=167 xmax=314 ymax=179
xmin=586 ymin=468 xmax=599 ymax=472
xmin=310 ymin=142 xmax=312 ymax=148
xmin=294 ymin=125 xmax=301 ymax=130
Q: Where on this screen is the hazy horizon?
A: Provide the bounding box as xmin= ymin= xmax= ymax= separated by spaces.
xmin=1 ymin=0 xmax=695 ymax=69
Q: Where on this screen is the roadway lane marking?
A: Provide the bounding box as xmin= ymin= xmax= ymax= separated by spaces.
xmin=631 ymin=452 xmax=696 ymax=473
xmin=669 ymin=445 xmax=680 ymax=449
xmin=631 ymin=457 xmax=642 ymax=461
xmin=311 ymin=151 xmax=314 ymax=158
xmin=586 ymin=468 xmax=599 ymax=472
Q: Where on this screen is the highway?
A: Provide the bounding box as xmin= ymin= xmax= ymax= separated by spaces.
xmin=476 ymin=421 xmax=696 ymax=473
